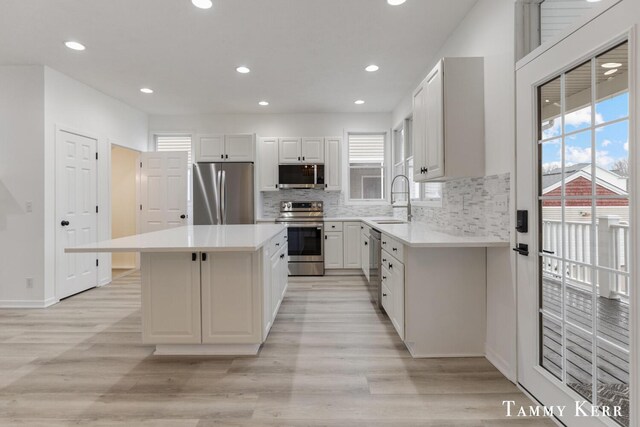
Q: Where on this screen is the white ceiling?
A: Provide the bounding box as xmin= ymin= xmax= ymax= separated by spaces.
xmin=0 ymin=0 xmax=477 ymax=115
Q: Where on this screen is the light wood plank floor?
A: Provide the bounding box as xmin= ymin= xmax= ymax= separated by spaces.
xmin=0 ymin=272 xmax=554 ymax=426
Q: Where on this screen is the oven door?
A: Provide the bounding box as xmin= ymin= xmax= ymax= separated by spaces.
xmin=285 ymin=223 xmax=324 ymax=262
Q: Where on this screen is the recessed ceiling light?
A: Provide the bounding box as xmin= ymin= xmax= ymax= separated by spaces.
xmin=604 ymin=69 xmax=618 ymax=76
xmin=545 ymin=99 xmax=550 ymax=103
xmin=236 ymin=66 xmax=251 ymax=74
xmin=64 ymin=41 xmax=86 ymax=51
xmin=387 ymin=0 xmax=406 ymax=5
xmin=140 ymin=88 xmax=154 ymax=94
xmin=354 ymin=100 xmax=365 ymax=105
xmin=601 ymin=62 xmax=622 ymax=69
xmin=365 ymin=64 xmax=379 ymax=72
xmin=192 ymin=0 xmax=213 ymax=9
xmin=586 ymin=0 xmax=601 ymax=3
xmin=258 ymin=101 xmax=269 ymax=106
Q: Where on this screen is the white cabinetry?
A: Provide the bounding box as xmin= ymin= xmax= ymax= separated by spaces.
xmin=301 ymin=137 xmax=324 ymax=163
xmin=324 ymin=137 xmax=341 ymax=191
xmin=258 ymin=137 xmax=279 ymax=191
xmin=381 ymin=233 xmax=405 ymax=340
xmin=196 ymin=134 xmax=255 ymax=162
xmin=324 ymin=232 xmax=344 ymax=269
xmin=196 ymin=135 xmax=225 ymax=162
xmin=343 ymin=222 xmax=362 ymax=269
xmin=412 ymin=57 xmax=484 ymax=182
xmin=140 ymin=231 xmax=289 ymax=348
xmin=141 ymin=252 xmax=202 ymax=344
xmin=278 ymin=138 xmax=301 ymax=163
xmin=201 ymin=252 xmax=261 ymax=344
xmin=361 ymin=233 xmax=370 ymax=281
xmin=278 ymin=137 xmax=325 ymax=164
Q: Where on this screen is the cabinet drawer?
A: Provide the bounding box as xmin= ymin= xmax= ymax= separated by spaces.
xmin=324 ymin=221 xmax=343 ymax=232
xmin=268 ymin=231 xmax=287 ymax=257
xmin=381 ymin=234 xmax=404 ymax=262
xmin=381 ymin=249 xmax=403 ymax=272
xmin=360 ymin=223 xmax=371 ymax=238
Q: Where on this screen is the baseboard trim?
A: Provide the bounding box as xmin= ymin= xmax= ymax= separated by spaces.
xmin=154 ymin=344 xmax=261 ymax=356
xmin=0 ymin=297 xmax=58 ymax=308
xmin=324 ymin=269 xmax=364 ymax=276
xmin=485 ymin=344 xmax=516 ymax=382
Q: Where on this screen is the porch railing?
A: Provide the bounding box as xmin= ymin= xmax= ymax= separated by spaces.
xmin=541 ymin=217 xmax=630 ymax=299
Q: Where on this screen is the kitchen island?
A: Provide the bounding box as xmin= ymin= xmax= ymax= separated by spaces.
xmin=66 ymin=224 xmax=288 ymax=356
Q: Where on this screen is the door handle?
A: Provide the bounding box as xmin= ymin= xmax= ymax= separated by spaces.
xmin=61 ymin=220 xmax=70 ymax=226
xmin=513 ymin=244 xmax=529 ymax=256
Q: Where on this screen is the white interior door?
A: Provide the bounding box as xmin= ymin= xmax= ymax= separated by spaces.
xmin=56 ymin=130 xmax=98 ymax=299
xmin=140 ymin=152 xmax=188 ymax=233
xmin=516 ymin=15 xmax=634 ymax=427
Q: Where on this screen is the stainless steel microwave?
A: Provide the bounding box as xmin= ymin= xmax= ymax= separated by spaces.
xmin=278 ymin=164 xmax=325 ymax=189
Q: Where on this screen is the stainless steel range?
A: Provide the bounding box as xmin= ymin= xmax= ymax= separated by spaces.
xmin=275 ymin=201 xmax=324 ymax=276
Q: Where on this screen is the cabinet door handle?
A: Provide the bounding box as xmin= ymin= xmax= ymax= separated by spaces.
xmin=325 ymin=235 xmax=327 ymax=240
xmin=275 ymin=243 xmax=280 ymax=246
xmin=61 ymin=220 xmax=70 ymax=226
xmin=364 ymin=241 xmax=368 ymax=246
xmin=302 ymin=156 xmax=305 ymax=161
xmin=202 ymin=253 xmax=207 ymax=261
xmin=220 ymin=154 xmax=224 ymax=159
xmin=382 ymin=276 xmax=387 ymax=280
xmin=225 ymin=154 xmax=229 ymax=159
xmin=280 ymin=253 xmax=285 ymax=259
xmin=383 ymin=293 xmax=387 ymax=297
xmin=382 ymin=258 xmax=387 ymax=262
xmin=192 ymin=253 xmax=197 ymax=262
xmin=392 ymin=247 xmax=398 ymax=252
xmin=298 ymin=156 xmax=301 ymax=161
xmin=389 ymin=263 xmax=393 ymax=269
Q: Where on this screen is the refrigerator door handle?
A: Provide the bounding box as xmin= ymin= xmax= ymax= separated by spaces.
xmin=216 ymin=170 xmax=223 ymax=224
xmin=220 ymin=170 xmax=227 ymax=224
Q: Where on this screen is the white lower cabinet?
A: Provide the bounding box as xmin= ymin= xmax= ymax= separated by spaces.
xmin=324 ymin=231 xmax=344 ymax=269
xmin=141 ymin=252 xmax=202 ymax=344
xmin=140 ymin=231 xmax=289 ymax=347
xmin=201 ymin=252 xmax=260 ymax=344
xmin=361 ymin=233 xmax=370 ymax=281
xmin=343 ymin=222 xmax=361 ymax=269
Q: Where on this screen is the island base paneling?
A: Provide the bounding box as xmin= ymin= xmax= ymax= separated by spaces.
xmin=140 ymin=232 xmax=288 ymax=355
xmin=403 ymin=247 xmax=487 ymax=358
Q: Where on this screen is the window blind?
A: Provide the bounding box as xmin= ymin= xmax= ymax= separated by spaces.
xmin=348 ymin=134 xmax=385 ymax=165
xmin=156 ymin=136 xmax=192 ymax=165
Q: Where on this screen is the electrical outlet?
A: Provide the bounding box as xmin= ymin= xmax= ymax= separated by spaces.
xmin=25 ymin=201 xmax=32 ymax=213
xmin=494 ymin=194 xmax=508 ymax=212
xmin=26 ymin=278 xmax=33 ymax=288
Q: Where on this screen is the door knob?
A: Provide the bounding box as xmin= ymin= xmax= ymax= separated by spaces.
xmin=61 ymin=220 xmax=70 ymax=226
xmin=180 ymin=214 xmax=186 ymax=219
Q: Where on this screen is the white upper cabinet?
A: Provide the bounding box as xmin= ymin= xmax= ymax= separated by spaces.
xmin=301 ymin=137 xmax=324 ymax=163
xmin=258 ymin=138 xmax=279 ymax=191
xmin=225 ymin=134 xmax=255 ymax=162
xmin=278 ymin=138 xmax=302 ymax=163
xmin=278 ymin=137 xmax=325 ymax=164
xmin=413 ymin=57 xmax=485 ymax=182
xmin=195 ymin=134 xmax=255 ymax=162
xmin=324 ymin=137 xmax=341 ymax=191
xmin=197 ymin=135 xmax=225 ymax=162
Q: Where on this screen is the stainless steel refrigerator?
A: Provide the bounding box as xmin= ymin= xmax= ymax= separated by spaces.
xmin=193 ymin=162 xmax=255 ymax=225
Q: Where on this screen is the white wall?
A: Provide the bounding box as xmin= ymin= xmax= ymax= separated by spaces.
xmin=148 ymin=113 xmax=391 ymax=142
xmin=0 ymin=66 xmax=46 ymax=306
xmin=43 ymin=67 xmax=148 ymax=298
xmin=391 ymin=0 xmax=518 ymax=380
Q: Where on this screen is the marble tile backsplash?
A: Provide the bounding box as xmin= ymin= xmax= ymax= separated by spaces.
xmin=260 ymin=173 xmax=510 ymax=240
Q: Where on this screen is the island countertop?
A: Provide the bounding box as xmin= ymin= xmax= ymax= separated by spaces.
xmin=65 ymin=224 xmax=287 ymax=253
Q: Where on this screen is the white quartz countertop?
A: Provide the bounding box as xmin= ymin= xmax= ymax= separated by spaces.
xmin=65 ymin=224 xmax=286 ymax=253
xmin=259 ymin=216 xmax=508 ymax=248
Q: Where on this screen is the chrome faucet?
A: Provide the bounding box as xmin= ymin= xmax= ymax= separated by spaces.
xmin=391 ymin=174 xmax=412 ymax=222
